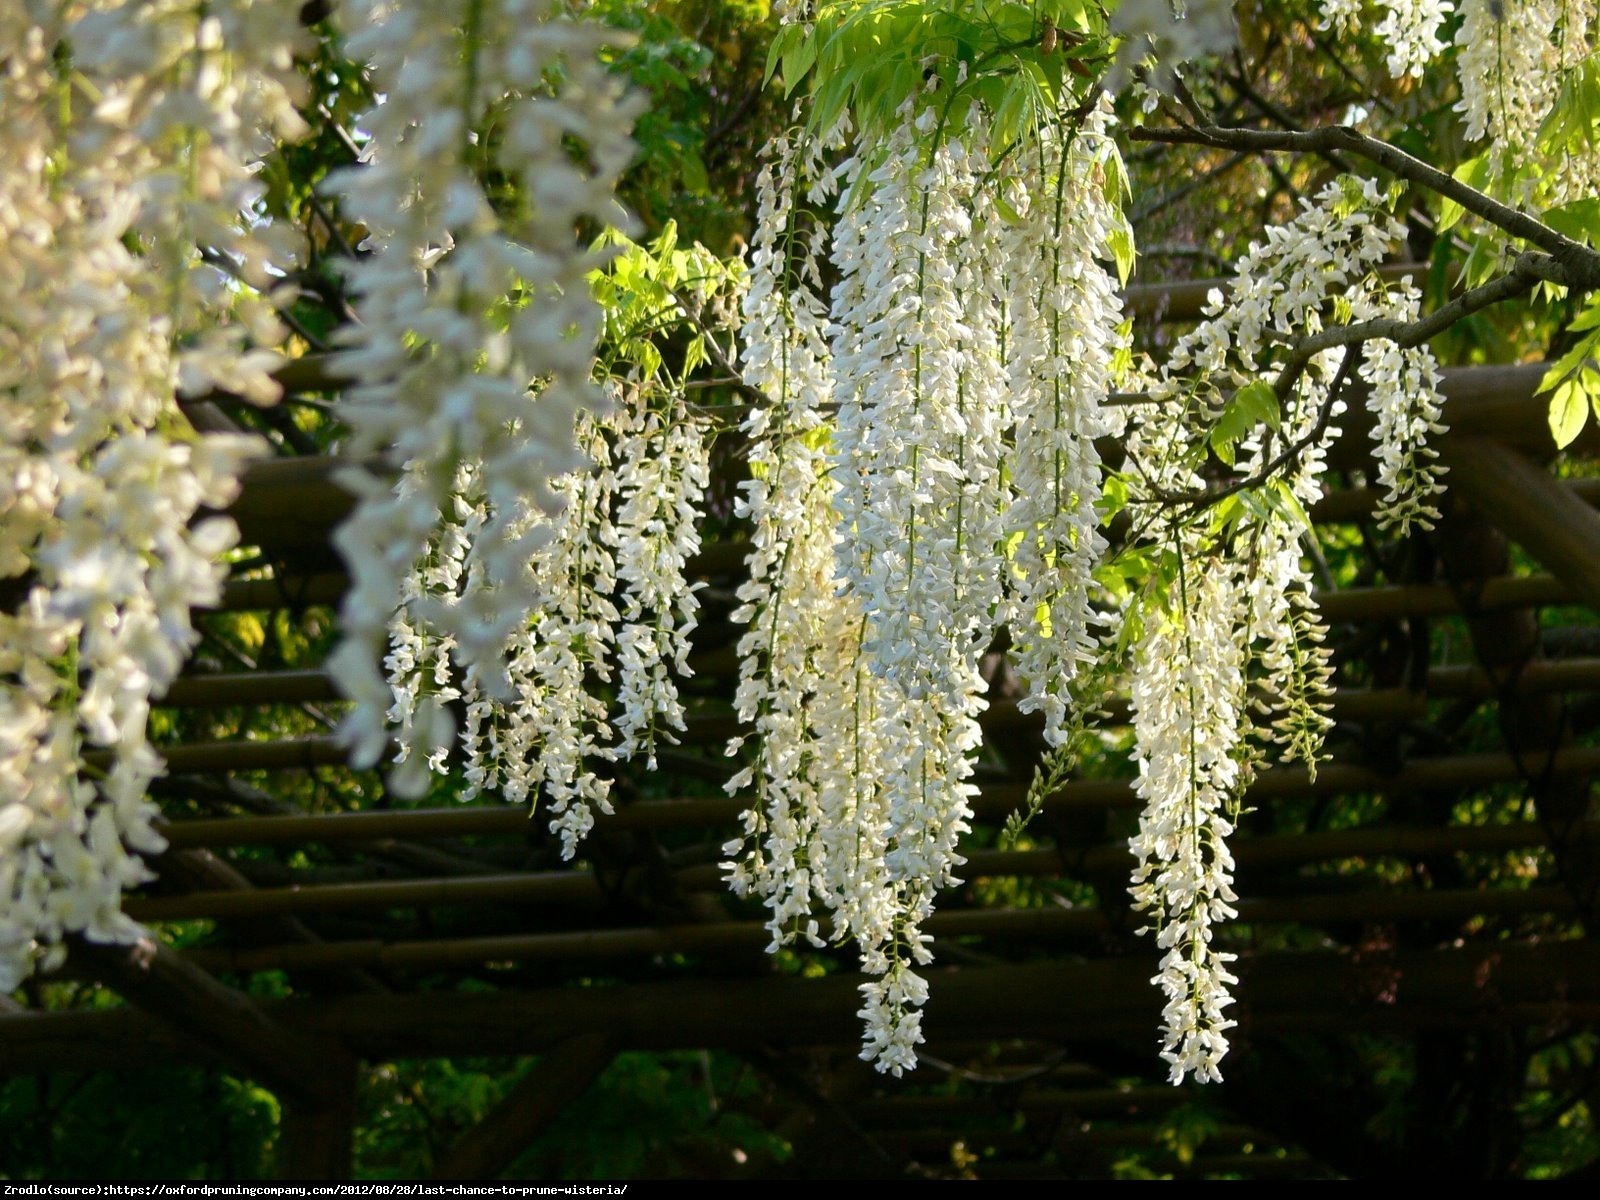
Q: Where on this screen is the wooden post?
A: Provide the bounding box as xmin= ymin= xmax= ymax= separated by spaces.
xmin=1440 ymin=436 xmax=1600 ymax=613
xmin=429 ymin=1034 xmax=614 ymax=1179
xmin=278 ymin=1049 xmax=358 ymax=1180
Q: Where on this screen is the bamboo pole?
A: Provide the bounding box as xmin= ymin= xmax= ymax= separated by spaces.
xmin=155 ymin=746 xmax=1600 ymax=844
xmin=208 ymin=363 xmax=1578 ymax=573
xmin=152 ymin=655 xmax=1600 ymax=715
xmin=1441 ymin=437 xmax=1600 ymax=613
xmin=127 ymin=820 xmax=1596 ymax=922
xmin=179 ymin=885 xmax=1574 ymax=975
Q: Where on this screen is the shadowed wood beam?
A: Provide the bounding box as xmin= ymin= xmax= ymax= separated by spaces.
xmin=154 ymin=745 xmax=1600 ymax=843
xmin=159 ymin=847 xmax=387 ymax=994
xmin=152 ymin=654 xmax=1600 ymax=714
xmin=278 ymin=1048 xmax=357 ymax=1180
xmin=123 ymin=819 xmax=1598 ymax=923
xmin=173 ymin=885 xmax=1578 ymax=975
xmin=1441 ymin=437 xmax=1600 ymax=613
xmin=428 ymin=1034 xmax=614 ymax=1180
xmin=1437 ymin=451 xmax=1600 ymax=900
xmin=202 ymin=365 xmax=1576 ymax=577
xmin=69 ymin=936 xmax=344 ymax=1108
xmin=7 ymin=941 xmax=1597 ymax=1076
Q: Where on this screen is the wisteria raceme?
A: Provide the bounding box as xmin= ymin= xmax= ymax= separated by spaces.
xmin=1455 ymin=0 xmax=1597 ymax=200
xmin=724 ymin=125 xmax=850 ymax=953
xmin=1356 ymin=286 xmax=1450 ymax=535
xmin=326 ymin=0 xmax=641 ymax=789
xmin=1118 ymin=178 xmax=1446 ymax=1081
xmin=1237 ymin=360 xmax=1342 ymax=772
xmin=1001 ymin=103 xmax=1125 ymax=747
xmin=0 ymin=3 xmax=304 ymax=988
xmin=613 ymin=396 xmax=712 ymax=770
xmin=493 ymin=413 xmax=622 ymax=859
xmin=1319 ymin=0 xmax=1454 ymax=78
xmin=1374 ymin=0 xmax=1455 ymax=78
xmin=824 ymin=98 xmax=1014 ymax=1073
xmin=1127 ymin=552 xmax=1249 ymax=1085
xmin=720 ymin=123 xmax=933 ymax=1073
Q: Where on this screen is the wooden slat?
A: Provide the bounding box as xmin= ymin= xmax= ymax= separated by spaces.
xmin=178 ymin=886 xmax=1575 ymax=975
xmin=128 ymin=820 xmax=1598 ymax=923
xmin=157 ymin=746 xmax=1600 ymax=846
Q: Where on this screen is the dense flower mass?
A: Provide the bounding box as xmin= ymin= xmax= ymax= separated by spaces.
xmin=0 ymin=1 xmax=305 ymax=989
xmin=719 ymin=93 xmax=1133 ymax=1074
xmin=325 ymin=0 xmax=642 ymax=788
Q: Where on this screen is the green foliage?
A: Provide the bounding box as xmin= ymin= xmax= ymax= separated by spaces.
xmin=593 ymin=221 xmax=745 ymax=392
xmin=0 ymin=1069 xmax=277 ymax=1180
xmin=771 ymin=0 xmax=1110 ymax=149
xmin=1539 ymin=293 xmax=1600 ymax=447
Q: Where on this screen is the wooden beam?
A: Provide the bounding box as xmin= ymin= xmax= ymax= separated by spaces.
xmin=69 ymin=937 xmax=342 ymax=1108
xmin=174 ymin=885 xmax=1578 ymax=976
xmin=6 ymin=941 xmax=1598 ymax=1076
xmin=429 ymin=1034 xmax=613 ymax=1180
xmin=124 ymin=819 xmax=1599 ymax=924
xmin=201 ymin=365 xmax=1583 ymax=577
xmin=156 ymin=746 xmax=1600 ymax=846
xmin=279 ymin=1049 xmax=357 ymax=1180
xmin=158 ymin=847 xmax=388 ymax=995
xmin=153 ymin=655 xmax=1600 ymax=717
xmin=1441 ymin=437 xmax=1600 ymax=613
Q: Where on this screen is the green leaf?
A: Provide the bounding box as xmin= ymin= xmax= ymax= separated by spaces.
xmin=781 ymin=30 xmax=818 ymax=96
xmin=1542 ymin=197 xmax=1600 ymax=245
xmin=1233 ymin=379 xmax=1282 ymax=430
xmin=1571 ymin=295 xmax=1600 ymax=332
xmin=1107 ymin=216 xmax=1135 ymax=286
xmin=1551 ymin=379 xmax=1588 ymax=447
xmin=1265 ymin=478 xmax=1313 ymax=531
xmin=1538 ymin=329 xmax=1600 ymax=394
xmin=1209 ymin=379 xmax=1279 ymax=462
xmin=764 ymin=23 xmax=798 ymax=87
xmin=1439 ymin=155 xmax=1488 ymax=233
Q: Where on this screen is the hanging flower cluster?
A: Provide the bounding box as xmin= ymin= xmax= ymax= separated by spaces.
xmin=381 ymin=389 xmax=713 ymax=854
xmin=1319 ymin=0 xmax=1455 ymax=79
xmin=0 ymin=1 xmax=306 ymax=987
xmin=1127 ymin=553 xmax=1249 ymax=1085
xmin=325 ymin=0 xmax=643 ymax=788
xmin=720 ymin=92 xmax=1131 ymax=1075
xmin=1121 ymin=176 xmax=1449 ymax=1081
xmin=1456 ymin=0 xmax=1598 ymax=198
xmin=1001 ymin=118 xmax=1124 ymax=748
xmin=1327 ymin=0 xmax=1597 ymax=198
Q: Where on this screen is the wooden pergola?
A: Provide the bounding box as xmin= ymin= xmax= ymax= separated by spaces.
xmin=4 ymin=270 xmax=1597 ymax=1180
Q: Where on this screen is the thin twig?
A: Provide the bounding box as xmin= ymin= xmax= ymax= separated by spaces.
xmin=1287 ymin=252 xmax=1555 ymax=354
xmin=664 ymin=284 xmax=771 ymax=406
xmin=1145 ymin=344 xmax=1359 ymax=512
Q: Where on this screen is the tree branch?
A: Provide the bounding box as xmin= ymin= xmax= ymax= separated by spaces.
xmin=1288 ymin=252 xmax=1555 ymax=357
xmin=1131 ymin=122 xmax=1600 ymax=289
